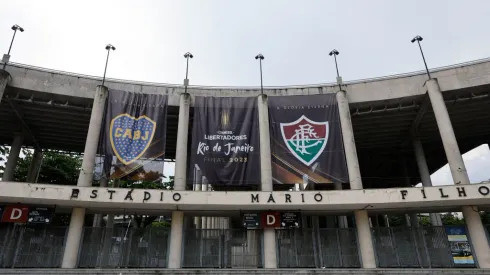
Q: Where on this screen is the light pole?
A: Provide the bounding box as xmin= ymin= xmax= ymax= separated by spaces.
xmin=2 ymin=24 xmax=25 ymax=70
xmin=328 ymin=49 xmax=342 ymax=91
xmin=411 ymin=35 xmax=431 ymax=79
xmin=255 ymin=54 xmax=264 ymax=95
xmin=183 ymin=52 xmax=193 ymax=94
xmin=102 ymin=44 xmax=116 ymax=86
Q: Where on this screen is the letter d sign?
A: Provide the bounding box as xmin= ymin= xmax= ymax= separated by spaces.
xmin=267 ymin=214 xmax=276 ymax=225
xmin=1 ymin=206 xmax=29 ymax=223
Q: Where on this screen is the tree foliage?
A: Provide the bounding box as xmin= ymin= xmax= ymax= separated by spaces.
xmin=12 ymin=149 xmax=82 ymax=185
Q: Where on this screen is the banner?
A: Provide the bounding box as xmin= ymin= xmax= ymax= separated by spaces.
xmin=445 ymin=226 xmax=474 ymax=265
xmin=268 ymin=94 xmax=348 ymax=185
xmin=1 ymin=206 xmax=29 ymax=223
xmin=189 ymin=97 xmax=260 ymax=186
xmin=101 ymin=90 xmax=168 ymax=183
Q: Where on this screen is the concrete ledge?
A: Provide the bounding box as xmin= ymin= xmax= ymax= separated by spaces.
xmin=1 ymin=269 xmax=490 ymax=275
xmin=0 ymin=182 xmax=489 ymax=212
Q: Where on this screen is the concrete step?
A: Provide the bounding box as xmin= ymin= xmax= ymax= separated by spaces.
xmin=1 ymin=269 xmax=490 ymax=275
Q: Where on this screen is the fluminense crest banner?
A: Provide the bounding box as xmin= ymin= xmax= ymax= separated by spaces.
xmin=268 ymin=94 xmax=348 ymax=185
xmin=100 ymin=90 xmax=167 ymax=182
xmin=189 ymin=97 xmax=260 ymax=186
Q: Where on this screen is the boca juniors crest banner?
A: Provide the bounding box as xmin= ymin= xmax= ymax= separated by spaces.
xmin=100 ymin=90 xmax=167 ymax=182
xmin=268 ymin=94 xmax=348 ymax=185
xmin=189 ymin=97 xmax=260 ymax=186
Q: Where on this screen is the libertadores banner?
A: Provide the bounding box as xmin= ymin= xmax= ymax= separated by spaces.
xmin=268 ymin=94 xmax=348 ymax=185
xmin=100 ymin=90 xmax=167 ymax=183
xmin=189 ymin=96 xmax=260 ymax=186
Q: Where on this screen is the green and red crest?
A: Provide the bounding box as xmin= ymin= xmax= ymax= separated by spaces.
xmin=280 ymin=115 xmax=329 ymax=167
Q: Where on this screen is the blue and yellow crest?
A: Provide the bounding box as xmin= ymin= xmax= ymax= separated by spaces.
xmin=109 ymin=114 xmax=156 ymax=165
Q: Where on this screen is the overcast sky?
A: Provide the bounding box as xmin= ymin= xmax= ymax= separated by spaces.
xmin=1 ymin=0 xmax=489 ymax=184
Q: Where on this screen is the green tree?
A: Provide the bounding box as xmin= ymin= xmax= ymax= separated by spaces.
xmin=13 ymin=149 xmax=82 ymax=185
xmin=441 ymin=212 xmax=465 ymax=225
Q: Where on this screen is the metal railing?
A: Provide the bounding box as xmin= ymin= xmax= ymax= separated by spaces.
xmin=276 ymin=228 xmax=361 ymax=268
xmin=373 ymin=226 xmax=457 ymax=268
xmin=182 ymin=229 xmax=262 ymax=268
xmin=78 ymin=227 xmax=170 ymax=268
xmin=0 ymin=224 xmax=67 ymax=268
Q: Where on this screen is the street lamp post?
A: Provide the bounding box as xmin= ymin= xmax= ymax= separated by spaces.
xmin=183 ymin=52 xmax=193 ymax=94
xmin=328 ymin=49 xmax=342 ymax=91
xmin=255 ymin=54 xmax=265 ymax=95
xmin=102 ymin=44 xmax=116 ymax=86
xmin=411 ymin=35 xmax=431 ymax=79
xmin=2 ymin=24 xmax=25 ymax=70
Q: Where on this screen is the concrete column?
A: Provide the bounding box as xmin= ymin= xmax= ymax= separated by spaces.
xmin=61 ymin=208 xmax=86 ymax=268
xmin=427 ymin=79 xmax=490 ymax=268
xmin=336 ymin=91 xmax=362 ymax=190
xmin=336 ymin=90 xmax=375 ymax=268
xmin=62 ymin=85 xmax=108 ymax=268
xmin=194 ymin=169 xmax=202 ymax=229
xmin=2 ymin=132 xmax=24 ymax=182
xmin=167 ymin=93 xmax=190 ymax=268
xmin=412 ymin=137 xmax=443 ymax=226
xmin=257 ymin=94 xmax=277 ymax=268
xmin=26 ymin=149 xmax=43 ymax=183
xmin=173 ymin=93 xmax=190 ymax=191
xmin=355 ymin=210 xmax=376 ymax=268
xmin=334 ymin=182 xmax=348 ymax=228
xmin=168 ymin=211 xmax=184 ymax=268
xmin=0 ymin=70 xmax=9 ymax=103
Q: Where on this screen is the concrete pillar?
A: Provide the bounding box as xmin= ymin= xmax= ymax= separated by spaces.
xmin=336 ymin=90 xmax=376 ymax=268
xmin=355 ymin=210 xmax=376 ymax=268
xmin=412 ymin=137 xmax=443 ymax=226
xmin=173 ymin=93 xmax=190 ymax=191
xmin=2 ymin=132 xmax=24 ymax=182
xmin=26 ymin=149 xmax=43 ymax=183
xmin=62 ymin=85 xmax=108 ymax=268
xmin=334 ymin=182 xmax=348 ymax=228
xmin=0 ymin=70 xmax=9 ymax=103
xmin=194 ymin=169 xmax=202 ymax=229
xmin=427 ymin=79 xmax=490 ymax=268
xmin=167 ymin=92 xmax=190 ymax=268
xmin=61 ymin=208 xmax=86 ymax=268
xmin=257 ymin=94 xmax=277 ymax=268
xmin=168 ymin=211 xmax=184 ymax=268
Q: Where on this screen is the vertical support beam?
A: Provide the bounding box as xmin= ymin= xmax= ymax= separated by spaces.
xmin=62 ymin=85 xmax=108 ymax=268
xmin=412 ymin=137 xmax=443 ymax=226
xmin=3 ymin=132 xmax=24 ymax=182
xmin=0 ymin=70 xmax=9 ymax=103
xmin=167 ymin=92 xmax=190 ymax=268
xmin=26 ymin=149 xmax=43 ymax=183
xmin=168 ymin=211 xmax=184 ymax=268
xmin=427 ymin=79 xmax=490 ymax=268
xmin=257 ymin=94 xmax=277 ymax=268
xmin=173 ymin=93 xmax=190 ymax=191
xmin=336 ymin=90 xmax=376 ymax=268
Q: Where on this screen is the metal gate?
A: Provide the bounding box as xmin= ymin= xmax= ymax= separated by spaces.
xmin=182 ymin=229 xmax=262 ymax=268
xmin=78 ymin=227 xmax=169 ymax=268
xmin=276 ymin=228 xmax=360 ymax=268
xmin=0 ymin=224 xmax=67 ymax=268
xmin=373 ymin=226 xmax=455 ymax=268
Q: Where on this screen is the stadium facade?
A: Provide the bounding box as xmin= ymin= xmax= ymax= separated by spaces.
xmin=0 ymin=58 xmax=489 ymax=273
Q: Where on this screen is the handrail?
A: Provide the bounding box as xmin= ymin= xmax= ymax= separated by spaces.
xmin=3 ymin=57 xmax=490 ymax=90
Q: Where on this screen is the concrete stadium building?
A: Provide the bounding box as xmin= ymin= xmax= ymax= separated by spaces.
xmin=0 ymin=56 xmax=490 ymax=274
